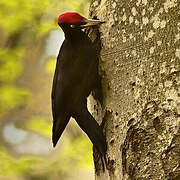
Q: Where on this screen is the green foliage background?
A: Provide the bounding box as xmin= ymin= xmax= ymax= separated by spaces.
xmin=0 ymin=0 xmax=93 ymax=179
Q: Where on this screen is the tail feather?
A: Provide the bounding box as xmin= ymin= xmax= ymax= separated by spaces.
xmin=72 ymin=107 xmax=107 ymax=155
xmin=52 ymin=114 xmax=70 ymax=147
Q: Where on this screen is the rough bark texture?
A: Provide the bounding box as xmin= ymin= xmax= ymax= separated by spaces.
xmin=88 ymin=0 xmax=180 ymax=179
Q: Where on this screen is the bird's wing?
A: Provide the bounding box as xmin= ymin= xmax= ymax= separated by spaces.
xmin=51 ymin=58 xmax=71 ymax=147
xmin=51 ymin=42 xmax=69 ymax=120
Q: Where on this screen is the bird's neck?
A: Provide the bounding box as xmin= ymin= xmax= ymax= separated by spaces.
xmin=59 ymin=24 xmax=86 ymax=41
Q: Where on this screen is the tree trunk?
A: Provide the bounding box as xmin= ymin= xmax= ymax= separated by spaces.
xmin=88 ymin=0 xmax=180 ymax=179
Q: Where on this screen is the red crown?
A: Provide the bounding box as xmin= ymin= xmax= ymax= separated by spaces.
xmin=58 ymin=12 xmax=84 ymax=24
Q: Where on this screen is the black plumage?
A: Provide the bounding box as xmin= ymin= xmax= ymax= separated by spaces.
xmin=51 ymin=12 xmax=107 ymax=156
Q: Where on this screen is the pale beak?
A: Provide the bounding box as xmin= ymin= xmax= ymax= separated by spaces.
xmin=80 ymin=18 xmax=105 ymax=27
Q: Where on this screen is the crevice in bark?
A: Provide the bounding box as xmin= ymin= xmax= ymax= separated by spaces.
xmin=161 ymin=129 xmax=180 ymax=179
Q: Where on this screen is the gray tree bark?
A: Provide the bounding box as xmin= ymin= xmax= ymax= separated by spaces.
xmin=88 ymin=0 xmax=180 ymax=179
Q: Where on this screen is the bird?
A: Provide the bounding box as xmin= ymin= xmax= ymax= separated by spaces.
xmin=51 ymin=12 xmax=107 ymax=156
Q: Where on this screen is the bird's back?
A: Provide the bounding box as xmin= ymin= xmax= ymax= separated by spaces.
xmin=52 ymin=30 xmax=99 ymax=111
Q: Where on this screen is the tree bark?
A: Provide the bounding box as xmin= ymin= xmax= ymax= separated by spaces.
xmin=88 ymin=0 xmax=180 ymax=179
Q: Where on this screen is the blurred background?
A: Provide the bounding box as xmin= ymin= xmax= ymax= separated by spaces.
xmin=0 ymin=0 xmax=94 ymax=179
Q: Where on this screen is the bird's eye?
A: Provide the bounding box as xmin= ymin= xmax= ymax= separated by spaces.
xmin=70 ymin=24 xmax=76 ymax=28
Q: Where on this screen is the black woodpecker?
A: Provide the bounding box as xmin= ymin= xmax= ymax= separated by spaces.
xmin=52 ymin=12 xmax=107 ymax=156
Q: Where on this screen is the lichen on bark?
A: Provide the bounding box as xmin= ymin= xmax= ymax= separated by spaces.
xmin=88 ymin=0 xmax=180 ymax=179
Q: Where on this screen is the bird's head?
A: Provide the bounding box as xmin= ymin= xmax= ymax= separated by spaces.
xmin=57 ymin=12 xmax=104 ymax=29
